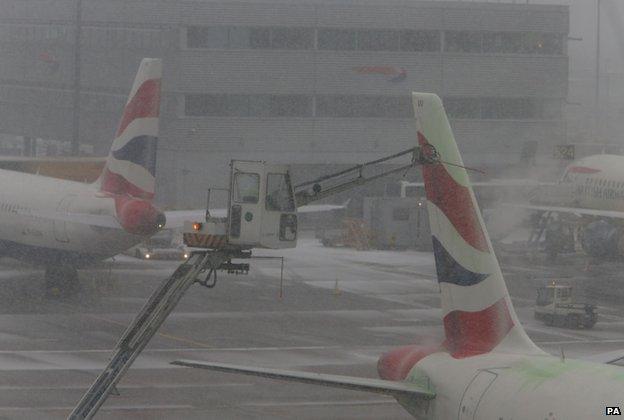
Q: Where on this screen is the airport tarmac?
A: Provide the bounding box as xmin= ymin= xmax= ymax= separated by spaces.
xmin=0 ymin=238 xmax=623 ymax=419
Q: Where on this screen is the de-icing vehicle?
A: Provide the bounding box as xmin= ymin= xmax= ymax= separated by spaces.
xmin=69 ymin=147 xmax=434 ymax=420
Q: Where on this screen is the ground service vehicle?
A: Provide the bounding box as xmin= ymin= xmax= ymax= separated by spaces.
xmin=534 ymin=283 xmax=597 ymax=329
xmin=69 ymin=148 xmax=431 ymax=420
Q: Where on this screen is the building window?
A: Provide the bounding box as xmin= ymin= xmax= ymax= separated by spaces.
xmin=317 ymin=29 xmax=356 ymax=50
xmin=357 ymin=30 xmax=399 ymax=51
xmin=186 ymin=26 xmax=313 ymax=50
xmin=187 ymin=26 xmax=228 ymax=49
xmin=268 ymin=95 xmax=312 ymax=117
xmin=522 ymin=32 xmax=563 ymax=55
xmin=482 ymin=31 xmax=563 ymax=55
xmin=316 ymin=95 xmax=411 ymax=118
xmin=444 ymin=97 xmax=481 ymax=119
xmin=444 ymin=31 xmax=483 ymax=53
xmin=228 ymin=27 xmax=251 ymax=49
xmin=481 ymin=98 xmax=535 ymax=119
xmin=270 ymin=27 xmax=314 ymax=50
xmin=185 ymin=94 xmax=559 ymax=120
xmin=185 ymin=25 xmax=564 ymax=55
xmin=400 ymin=30 xmax=440 ymax=52
xmin=249 ymin=27 xmax=272 ymax=49
xmin=185 ymin=94 xmax=312 ymax=117
xmin=483 ymin=32 xmax=522 ymax=54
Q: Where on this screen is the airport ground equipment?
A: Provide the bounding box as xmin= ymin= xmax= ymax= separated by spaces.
xmin=68 ymin=146 xmax=438 ymax=420
xmin=534 ymin=283 xmax=597 ymax=329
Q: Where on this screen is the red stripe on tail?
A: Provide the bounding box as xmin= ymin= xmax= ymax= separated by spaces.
xmin=100 ymin=168 xmax=154 ymax=200
xmin=442 ymin=298 xmax=514 ymax=359
xmin=418 ymin=132 xmax=488 ymax=252
xmin=116 ymin=79 xmax=161 ymax=137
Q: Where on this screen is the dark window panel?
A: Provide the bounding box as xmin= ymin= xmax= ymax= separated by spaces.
xmin=444 ymin=31 xmax=482 ymax=53
xmin=269 ymin=95 xmax=313 ymax=117
xmin=357 ymin=30 xmax=399 ymax=51
xmin=317 ymin=95 xmax=411 ymax=118
xmin=481 ymin=98 xmax=536 ymax=119
xmin=185 ymin=94 xmax=249 ymax=116
xmin=522 ymin=32 xmax=563 ymax=55
xmin=249 ymin=95 xmax=272 ymax=117
xmin=229 ymin=26 xmax=251 ymax=49
xmin=249 ymin=27 xmax=271 ymax=49
xmin=317 ymin=29 xmax=356 ymax=50
xmin=483 ymin=32 xmax=522 ymax=54
xmin=226 ymin=95 xmax=250 ymax=117
xmin=187 ymin=26 xmax=228 ymax=49
xmin=400 ymin=30 xmax=440 ymax=52
xmin=185 ymin=94 xmax=227 ymax=116
xmin=270 ymin=27 xmax=314 ymax=49
xmin=444 ymin=97 xmax=481 ymax=119
xmin=316 ymin=95 xmax=356 ymax=117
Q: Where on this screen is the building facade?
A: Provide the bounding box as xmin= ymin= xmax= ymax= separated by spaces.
xmin=0 ymin=0 xmax=569 ymax=207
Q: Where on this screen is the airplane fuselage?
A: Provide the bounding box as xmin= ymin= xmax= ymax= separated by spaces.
xmin=402 ymin=351 xmax=624 ymax=419
xmin=0 ymin=168 xmax=142 ymax=266
xmin=562 ymin=154 xmax=624 ymax=213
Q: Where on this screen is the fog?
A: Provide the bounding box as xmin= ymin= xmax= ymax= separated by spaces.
xmin=0 ymin=1 xmax=623 ymax=419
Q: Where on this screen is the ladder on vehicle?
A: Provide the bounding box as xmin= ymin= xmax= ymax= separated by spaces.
xmin=68 ymin=251 xmax=216 ymax=420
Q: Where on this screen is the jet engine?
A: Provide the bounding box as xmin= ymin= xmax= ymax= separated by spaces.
xmin=580 ymin=220 xmax=623 ymax=258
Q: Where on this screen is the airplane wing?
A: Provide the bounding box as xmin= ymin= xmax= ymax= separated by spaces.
xmin=171 ymin=360 xmax=436 ymax=400
xmin=507 ymin=203 xmax=624 ymax=219
xmin=402 ymin=180 xmax=555 ymax=188
xmin=164 ymin=201 xmax=349 ymax=229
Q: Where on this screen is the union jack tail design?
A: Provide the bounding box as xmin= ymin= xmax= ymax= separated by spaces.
xmin=412 ymin=93 xmax=542 ymax=358
xmin=98 ymin=58 xmax=162 ymax=200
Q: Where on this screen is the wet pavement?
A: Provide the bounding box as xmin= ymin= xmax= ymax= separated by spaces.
xmin=0 ymin=238 xmax=622 ymax=419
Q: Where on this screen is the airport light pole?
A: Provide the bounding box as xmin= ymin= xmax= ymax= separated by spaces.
xmin=71 ymin=0 xmax=83 ymax=156
xmin=595 ymin=0 xmax=602 ymax=143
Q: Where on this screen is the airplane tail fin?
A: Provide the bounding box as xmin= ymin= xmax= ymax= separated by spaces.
xmin=413 ymin=93 xmax=541 ymax=358
xmin=98 ymin=58 xmax=162 ymax=200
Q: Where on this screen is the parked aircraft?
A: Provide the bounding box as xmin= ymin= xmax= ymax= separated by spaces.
xmin=0 ymin=57 xmax=352 ymax=296
xmin=0 ymin=58 xmax=165 ymax=295
xmin=173 ymin=93 xmax=624 ymax=419
xmin=515 ymin=154 xmax=624 ymax=258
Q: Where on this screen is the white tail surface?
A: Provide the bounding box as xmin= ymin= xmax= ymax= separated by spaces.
xmin=413 ymin=93 xmax=541 ymax=358
xmin=99 ymin=58 xmax=162 ymax=200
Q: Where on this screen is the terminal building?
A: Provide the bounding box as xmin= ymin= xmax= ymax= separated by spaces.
xmin=0 ymin=0 xmax=569 ymax=208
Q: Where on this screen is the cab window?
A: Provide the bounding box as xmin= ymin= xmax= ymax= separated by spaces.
xmin=266 ymin=173 xmax=295 ymax=212
xmin=233 ymin=172 xmax=260 ymax=203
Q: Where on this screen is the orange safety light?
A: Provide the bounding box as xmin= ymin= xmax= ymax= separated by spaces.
xmin=192 ymin=222 xmax=203 ymax=231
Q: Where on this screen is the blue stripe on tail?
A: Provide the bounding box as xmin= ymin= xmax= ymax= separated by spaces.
xmin=432 ymin=237 xmax=489 ymax=286
xmin=111 ymin=135 xmax=158 ymax=176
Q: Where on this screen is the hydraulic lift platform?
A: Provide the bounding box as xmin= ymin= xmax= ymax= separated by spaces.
xmin=68 ymin=146 xmax=439 ymax=419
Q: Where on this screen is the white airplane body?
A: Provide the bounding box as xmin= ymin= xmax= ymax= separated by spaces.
xmin=174 ymin=93 xmax=624 ymax=419
xmin=0 ymin=169 xmax=138 ymax=261
xmin=533 ymin=153 xmax=624 ymax=215
xmin=0 ymin=58 xmax=166 ymax=293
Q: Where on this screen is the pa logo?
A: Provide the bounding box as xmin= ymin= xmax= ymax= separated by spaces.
xmin=606 ymin=406 xmax=622 ymax=415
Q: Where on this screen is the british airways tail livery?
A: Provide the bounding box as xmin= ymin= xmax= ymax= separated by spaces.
xmin=100 ymin=58 xmax=160 ymax=201
xmin=173 ymin=93 xmax=624 ymax=420
xmin=0 ymin=58 xmax=165 ymax=295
